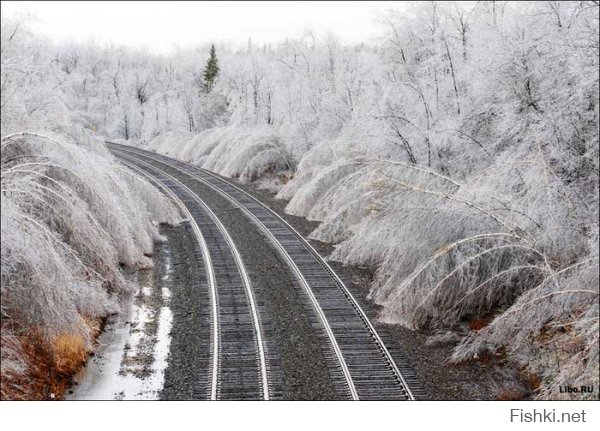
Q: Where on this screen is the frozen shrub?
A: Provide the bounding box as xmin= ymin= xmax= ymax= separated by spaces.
xmin=3 ymin=1 xmax=597 ymax=400
xmin=285 ymin=160 xmax=365 ymax=218
xmin=276 ymin=141 xmax=337 ymax=201
xmin=141 ymin=126 xmax=295 ymax=189
xmin=0 ymin=330 xmax=30 ymax=399
xmin=452 ymin=258 xmax=599 ymax=399
xmin=1 ymin=131 xmax=179 ymax=396
xmin=143 ymin=131 xmax=192 ymax=158
xmin=276 ymin=110 xmax=597 ymax=398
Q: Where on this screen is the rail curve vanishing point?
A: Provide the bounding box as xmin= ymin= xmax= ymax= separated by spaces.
xmin=110 ymin=142 xmax=417 ymax=401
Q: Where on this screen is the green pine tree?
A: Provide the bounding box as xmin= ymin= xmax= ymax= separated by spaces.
xmin=203 ymin=44 xmax=220 ymax=93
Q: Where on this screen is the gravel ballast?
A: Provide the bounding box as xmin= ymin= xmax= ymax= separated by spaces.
xmin=226 ymin=179 xmax=516 ymax=401
xmin=159 ymin=222 xmax=212 ymax=400
xmin=122 ymin=149 xmax=515 ymax=400
xmin=154 ymin=167 xmax=340 ymax=400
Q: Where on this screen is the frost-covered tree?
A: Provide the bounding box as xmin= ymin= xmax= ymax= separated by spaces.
xmin=2 ymin=1 xmax=598 ymax=399
xmin=1 ymin=16 xmax=180 ymax=400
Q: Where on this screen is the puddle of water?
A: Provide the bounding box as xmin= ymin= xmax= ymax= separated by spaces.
xmin=69 ymin=248 xmax=173 ymax=400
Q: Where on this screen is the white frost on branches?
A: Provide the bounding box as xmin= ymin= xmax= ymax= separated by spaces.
xmin=0 ymin=132 xmax=179 ymax=390
xmin=2 ymin=1 xmax=598 ymax=399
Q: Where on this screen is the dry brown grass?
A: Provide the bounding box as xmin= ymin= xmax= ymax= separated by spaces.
xmin=1 ymin=329 xmax=69 ymax=400
xmin=52 ymin=333 xmax=88 ymax=375
xmin=1 ymin=320 xmax=102 ymax=400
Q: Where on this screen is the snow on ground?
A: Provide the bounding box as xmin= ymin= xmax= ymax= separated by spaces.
xmin=0 ymin=132 xmax=179 ymax=399
xmin=69 ymin=251 xmax=173 ymax=400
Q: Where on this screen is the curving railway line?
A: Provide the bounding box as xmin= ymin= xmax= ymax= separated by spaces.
xmin=120 ymin=158 xmax=270 ymax=400
xmin=109 ymin=142 xmax=417 ymax=401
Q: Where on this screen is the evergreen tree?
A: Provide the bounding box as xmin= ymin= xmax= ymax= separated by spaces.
xmin=203 ymin=44 xmax=220 ymax=93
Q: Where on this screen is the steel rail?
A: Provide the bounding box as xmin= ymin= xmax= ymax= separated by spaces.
xmin=120 ymin=155 xmax=270 ymax=400
xmin=112 ymin=146 xmax=359 ymax=400
xmin=111 ymin=143 xmax=415 ymax=400
xmin=118 ymin=158 xmax=220 ymax=400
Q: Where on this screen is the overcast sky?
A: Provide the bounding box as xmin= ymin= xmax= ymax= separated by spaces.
xmin=1 ymin=1 xmax=402 ymax=52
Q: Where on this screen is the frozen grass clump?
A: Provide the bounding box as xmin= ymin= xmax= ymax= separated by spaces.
xmin=1 ymin=131 xmax=179 ymax=395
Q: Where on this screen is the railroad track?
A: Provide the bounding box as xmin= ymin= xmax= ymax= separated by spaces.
xmin=119 ymin=158 xmax=271 ymax=400
xmin=110 ymin=143 xmax=417 ymax=401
